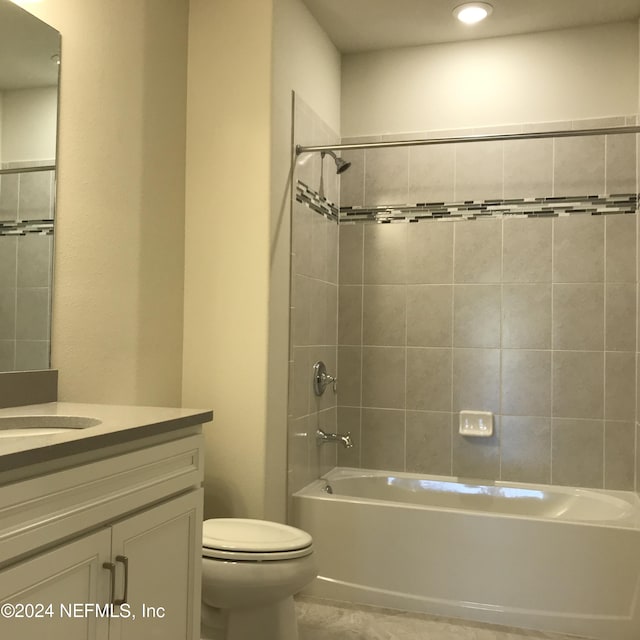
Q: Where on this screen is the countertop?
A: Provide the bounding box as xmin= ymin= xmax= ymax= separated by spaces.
xmin=0 ymin=402 xmax=213 ymax=469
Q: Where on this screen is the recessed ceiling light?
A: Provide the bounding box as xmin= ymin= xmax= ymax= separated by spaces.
xmin=453 ymin=2 xmax=493 ymax=25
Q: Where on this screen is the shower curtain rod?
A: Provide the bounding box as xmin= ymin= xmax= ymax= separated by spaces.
xmin=0 ymin=165 xmax=55 ymax=176
xmin=295 ymin=124 xmax=640 ymax=155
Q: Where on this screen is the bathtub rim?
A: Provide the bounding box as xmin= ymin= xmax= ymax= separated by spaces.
xmin=293 ymin=466 xmax=640 ymax=530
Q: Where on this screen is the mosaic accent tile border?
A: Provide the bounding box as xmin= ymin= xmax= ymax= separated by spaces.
xmin=296 ymin=181 xmax=339 ymax=221
xmin=0 ymin=220 xmax=54 ymax=236
xmin=341 ymin=194 xmax=639 ymax=223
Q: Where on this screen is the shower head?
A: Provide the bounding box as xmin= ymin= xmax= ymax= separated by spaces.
xmin=322 ymin=150 xmax=351 ymax=174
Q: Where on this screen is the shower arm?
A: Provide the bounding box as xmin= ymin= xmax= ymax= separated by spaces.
xmin=295 ymin=124 xmax=640 ymax=155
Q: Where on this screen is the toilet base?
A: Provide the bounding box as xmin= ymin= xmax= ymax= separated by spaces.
xmin=202 ymin=596 xmax=299 ymax=640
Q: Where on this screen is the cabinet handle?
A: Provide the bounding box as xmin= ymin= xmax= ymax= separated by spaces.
xmin=114 ymin=555 xmax=129 ymax=606
xmin=103 ymin=562 xmax=116 ymax=606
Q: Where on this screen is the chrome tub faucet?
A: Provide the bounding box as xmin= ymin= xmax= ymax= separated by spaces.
xmin=316 ymin=428 xmax=353 ymax=449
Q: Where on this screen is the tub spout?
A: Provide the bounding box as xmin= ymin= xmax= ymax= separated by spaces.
xmin=316 ymin=428 xmax=353 ymax=449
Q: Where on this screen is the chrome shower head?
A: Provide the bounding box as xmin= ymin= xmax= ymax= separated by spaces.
xmin=322 ymin=150 xmax=351 ymax=174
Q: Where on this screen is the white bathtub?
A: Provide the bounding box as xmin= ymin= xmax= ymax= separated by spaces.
xmin=292 ymin=468 xmax=640 ymax=640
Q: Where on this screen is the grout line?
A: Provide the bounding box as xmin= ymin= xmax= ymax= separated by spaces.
xmin=550 ymin=218 xmax=555 ymax=484
xmin=498 ymin=217 xmax=504 ymax=481
xmin=450 ymin=223 xmax=456 ymax=476
xmin=359 ymin=226 xmax=365 ymax=469
xmin=603 ymin=218 xmax=608 ymax=489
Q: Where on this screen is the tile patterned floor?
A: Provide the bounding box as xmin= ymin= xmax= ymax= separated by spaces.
xmin=295 ymin=597 xmax=590 ymax=640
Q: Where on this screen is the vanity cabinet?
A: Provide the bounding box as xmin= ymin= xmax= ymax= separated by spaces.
xmin=0 ymin=428 xmax=204 ymax=640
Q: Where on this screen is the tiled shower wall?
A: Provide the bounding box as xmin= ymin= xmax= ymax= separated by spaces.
xmin=0 ymin=161 xmax=55 ymax=371
xmin=288 ymin=96 xmax=340 ymax=495
xmin=336 ymin=116 xmax=640 ymax=491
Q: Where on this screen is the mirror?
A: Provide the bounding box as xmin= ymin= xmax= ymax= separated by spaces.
xmin=0 ymin=0 xmax=60 ymax=372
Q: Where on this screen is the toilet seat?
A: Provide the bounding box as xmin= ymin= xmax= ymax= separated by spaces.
xmin=202 ymin=518 xmax=313 ymax=562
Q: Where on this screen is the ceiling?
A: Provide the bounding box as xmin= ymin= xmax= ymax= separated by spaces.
xmin=301 ymin=0 xmax=640 ymax=53
xmin=0 ymin=0 xmax=60 ymax=90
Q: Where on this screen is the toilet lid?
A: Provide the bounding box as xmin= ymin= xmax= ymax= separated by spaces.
xmin=202 ymin=518 xmax=313 ymax=561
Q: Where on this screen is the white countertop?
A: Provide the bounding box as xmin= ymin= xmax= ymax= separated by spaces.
xmin=0 ymin=402 xmax=213 ymax=465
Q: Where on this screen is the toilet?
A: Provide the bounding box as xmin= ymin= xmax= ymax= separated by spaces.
xmin=200 ymin=518 xmax=317 ymax=640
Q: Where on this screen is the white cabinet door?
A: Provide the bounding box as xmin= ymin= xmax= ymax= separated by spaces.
xmin=108 ymin=489 xmax=203 ymax=640
xmin=0 ymin=529 xmax=112 ymax=640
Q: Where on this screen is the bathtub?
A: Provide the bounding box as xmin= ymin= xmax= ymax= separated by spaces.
xmin=292 ymin=468 xmax=640 ymax=640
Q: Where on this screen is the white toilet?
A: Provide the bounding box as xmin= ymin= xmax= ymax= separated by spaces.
xmin=201 ymin=518 xmax=317 ymax=640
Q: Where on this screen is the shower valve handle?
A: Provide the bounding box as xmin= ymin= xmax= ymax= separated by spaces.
xmin=313 ymin=361 xmax=337 ymax=396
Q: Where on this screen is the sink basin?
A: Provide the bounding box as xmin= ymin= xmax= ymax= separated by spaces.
xmin=0 ymin=415 xmax=102 ymax=437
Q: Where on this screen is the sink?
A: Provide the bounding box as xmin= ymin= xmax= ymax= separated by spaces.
xmin=0 ymin=415 xmax=102 ymax=437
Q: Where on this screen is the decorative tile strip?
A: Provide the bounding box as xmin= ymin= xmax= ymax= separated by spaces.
xmin=296 ymin=181 xmax=339 ymax=221
xmin=340 ymin=193 xmax=638 ymax=223
xmin=0 ymin=219 xmax=54 ymax=236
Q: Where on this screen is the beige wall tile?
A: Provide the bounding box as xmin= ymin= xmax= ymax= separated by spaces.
xmin=604 ymin=351 xmax=636 ymax=421
xmin=636 ymin=424 xmax=640 ymax=492
xmin=552 ymin=283 xmax=604 ymax=351
xmin=326 ymin=283 xmax=338 ymax=346
xmin=363 ymin=223 xmax=407 ymax=284
xmin=15 ymin=288 xmax=49 ymax=341
xmin=455 ymin=141 xmax=503 ymax=201
xmin=552 ymin=418 xmax=604 ymax=488
xmin=338 ymin=285 xmax=362 ymax=346
xmin=406 ymin=348 xmax=452 ymax=412
xmin=338 ymin=224 xmax=363 ymax=285
xmin=552 ymin=351 xmax=604 ymax=419
xmin=340 ymin=148 xmax=365 ymax=208
xmin=554 ymin=136 xmax=605 ymax=196
xmin=454 ymin=219 xmax=502 ymax=283
xmin=0 ymin=290 xmax=16 ymax=341
xmin=0 ymin=237 xmax=17 ymax=289
xmin=452 ymin=348 xmax=500 ymax=413
xmin=553 ymin=216 xmax=604 ymax=283
xmin=452 ymin=416 xmax=500 ymax=480
xmin=406 ymin=221 xmax=453 ymax=284
xmin=287 ymin=416 xmax=311 ymax=494
xmin=604 ymin=421 xmax=635 ymax=490
xmin=501 ymin=350 xmax=551 ymax=417
xmin=502 ymin=218 xmax=552 ymax=283
xmin=327 ymin=221 xmax=339 ymax=285
xmin=309 ymin=278 xmax=327 ymax=345
xmin=364 ymin=147 xmax=409 ymax=206
xmin=500 ymin=416 xmax=551 ymax=484
xmin=337 ymin=346 xmax=362 ymax=407
xmin=362 ymin=285 xmax=406 ymax=346
xmin=605 ymin=215 xmax=636 ymax=282
xmin=292 ymin=347 xmax=311 ymax=419
xmin=503 ymin=139 xmax=553 ymax=199
xmin=362 ymin=347 xmax=406 ymax=409
xmin=605 ymin=283 xmax=636 ymax=351
xmin=293 ymin=274 xmax=311 ymax=347
xmin=406 ymin=285 xmax=453 ymax=347
xmin=292 ymin=203 xmax=313 ymax=278
xmin=408 ymin=145 xmax=455 ymax=204
xmin=361 ymin=408 xmax=405 ymax=471
xmin=606 ymin=134 xmax=636 ymax=195
xmin=453 ymin=284 xmax=501 ymax=348
xmin=314 ymin=407 xmax=338 ymax=476
xmin=337 ymin=406 xmax=361 ymax=468
xmin=406 ymin=411 xmax=452 ymax=476
xmin=310 ymin=211 xmax=328 ymax=281
xmin=502 ymin=284 xmax=551 ymax=349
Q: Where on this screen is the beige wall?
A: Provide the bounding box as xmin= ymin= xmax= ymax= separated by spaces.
xmin=342 ymin=22 xmax=639 ymax=137
xmin=24 ymin=0 xmax=188 ymax=406
xmin=182 ymin=0 xmax=273 ymax=519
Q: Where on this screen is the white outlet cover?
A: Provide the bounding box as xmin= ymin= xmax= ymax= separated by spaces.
xmin=459 ymin=410 xmax=493 ymax=437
